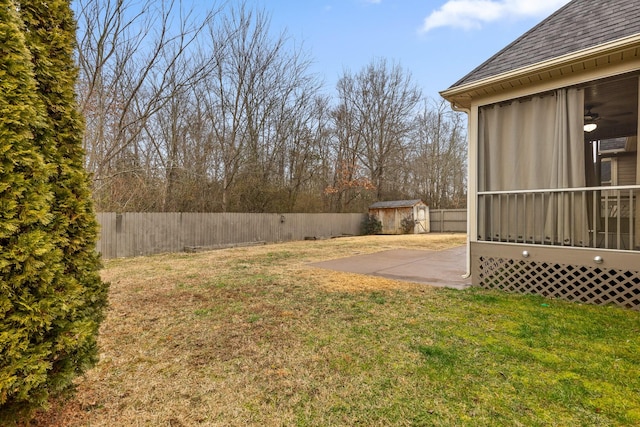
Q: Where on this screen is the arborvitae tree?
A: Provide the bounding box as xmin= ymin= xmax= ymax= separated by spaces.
xmin=0 ymin=0 xmax=108 ymax=422
xmin=19 ymin=0 xmax=109 ymax=405
xmin=0 ymin=0 xmax=63 ymax=420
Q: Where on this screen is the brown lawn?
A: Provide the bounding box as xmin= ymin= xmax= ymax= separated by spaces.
xmin=30 ymin=234 xmax=466 ymax=426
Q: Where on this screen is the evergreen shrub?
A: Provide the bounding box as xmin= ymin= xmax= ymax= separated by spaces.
xmin=0 ymin=1 xmax=108 ymax=423
xmin=361 ymin=214 xmax=383 ymax=235
xmin=400 ymin=216 xmax=415 ymax=234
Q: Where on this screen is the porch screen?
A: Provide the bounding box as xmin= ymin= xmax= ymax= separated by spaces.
xmin=478 ymin=88 xmax=588 ymax=245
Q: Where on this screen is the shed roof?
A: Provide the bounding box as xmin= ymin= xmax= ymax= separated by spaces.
xmin=448 ymin=0 xmax=640 ymax=89
xmin=369 ymin=199 xmax=425 ymax=209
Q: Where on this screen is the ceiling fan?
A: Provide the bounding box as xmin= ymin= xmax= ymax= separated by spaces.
xmin=584 ymin=107 xmax=599 ymax=132
xmin=584 ymin=107 xmax=600 ymax=123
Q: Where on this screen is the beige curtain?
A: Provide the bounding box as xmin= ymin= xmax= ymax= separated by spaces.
xmin=636 ymin=75 xmax=640 ymax=249
xmin=478 ymin=88 xmax=588 ymax=245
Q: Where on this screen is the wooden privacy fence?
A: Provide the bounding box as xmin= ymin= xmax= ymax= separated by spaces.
xmin=429 ymin=209 xmax=467 ymax=233
xmin=95 ymin=210 xmax=469 ymax=258
xmin=96 ymin=212 xmax=367 ymax=258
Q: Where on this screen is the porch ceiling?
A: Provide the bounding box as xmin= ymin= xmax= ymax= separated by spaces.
xmin=583 ymin=73 xmax=639 ymax=141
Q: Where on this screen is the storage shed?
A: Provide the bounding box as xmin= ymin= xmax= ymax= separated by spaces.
xmin=368 ymin=200 xmax=430 ymax=234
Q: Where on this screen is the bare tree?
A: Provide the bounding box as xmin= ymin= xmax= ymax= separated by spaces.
xmin=326 ymin=100 xmax=375 ymax=212
xmin=410 ymin=98 xmax=467 ymax=208
xmin=202 ymin=3 xmax=322 ymax=212
xmin=75 ymin=0 xmax=219 ymax=210
xmin=334 ymin=59 xmax=421 ymax=201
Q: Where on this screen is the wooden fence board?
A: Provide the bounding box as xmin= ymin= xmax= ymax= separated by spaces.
xmin=95 ymin=212 xmax=367 ymax=258
xmin=95 ymin=210 xmax=468 ymax=258
xmin=429 ymin=209 xmax=467 ymax=233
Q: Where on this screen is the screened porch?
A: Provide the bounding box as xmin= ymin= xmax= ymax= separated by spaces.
xmin=477 ymin=73 xmax=640 ymax=253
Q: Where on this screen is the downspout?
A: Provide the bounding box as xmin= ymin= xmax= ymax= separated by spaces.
xmin=449 ymin=101 xmax=472 ymax=280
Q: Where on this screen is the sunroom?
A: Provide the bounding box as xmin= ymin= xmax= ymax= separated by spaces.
xmin=441 ymin=0 xmax=640 ymax=309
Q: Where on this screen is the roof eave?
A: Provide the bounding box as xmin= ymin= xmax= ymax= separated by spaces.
xmin=440 ymin=34 xmax=640 ymax=109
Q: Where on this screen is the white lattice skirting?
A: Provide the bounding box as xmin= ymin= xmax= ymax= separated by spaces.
xmin=472 ymin=244 xmax=640 ymax=310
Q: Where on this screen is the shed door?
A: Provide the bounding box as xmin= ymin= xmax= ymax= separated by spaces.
xmin=415 ymin=206 xmax=428 ymax=233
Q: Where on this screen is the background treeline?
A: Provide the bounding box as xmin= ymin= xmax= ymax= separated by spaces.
xmin=75 ymin=0 xmax=467 ymax=213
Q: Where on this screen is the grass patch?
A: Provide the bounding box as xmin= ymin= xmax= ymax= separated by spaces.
xmin=28 ymin=234 xmax=640 ymax=427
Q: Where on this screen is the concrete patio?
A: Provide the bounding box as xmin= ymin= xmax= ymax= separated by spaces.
xmin=311 ymin=245 xmax=472 ymax=290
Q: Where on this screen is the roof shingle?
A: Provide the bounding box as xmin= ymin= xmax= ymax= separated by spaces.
xmin=369 ymin=200 xmax=425 ymax=209
xmin=449 ymin=0 xmax=640 ymax=89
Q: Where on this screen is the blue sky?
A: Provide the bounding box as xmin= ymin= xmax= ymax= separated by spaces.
xmin=244 ymin=0 xmax=572 ymax=100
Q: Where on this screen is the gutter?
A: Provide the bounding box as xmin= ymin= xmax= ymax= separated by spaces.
xmin=449 ymin=102 xmax=472 ymax=280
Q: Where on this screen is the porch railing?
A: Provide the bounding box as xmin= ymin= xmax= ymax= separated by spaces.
xmin=477 ymin=185 xmax=640 ymax=251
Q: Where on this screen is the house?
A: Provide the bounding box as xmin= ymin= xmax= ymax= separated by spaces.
xmin=440 ymin=0 xmax=640 ymax=309
xmin=368 ymin=200 xmax=429 ymax=234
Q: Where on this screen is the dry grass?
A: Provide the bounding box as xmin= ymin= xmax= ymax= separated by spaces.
xmin=27 ymin=233 xmax=640 ymax=426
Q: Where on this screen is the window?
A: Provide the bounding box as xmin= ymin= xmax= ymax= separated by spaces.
xmin=600 ymin=158 xmax=614 ymax=186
